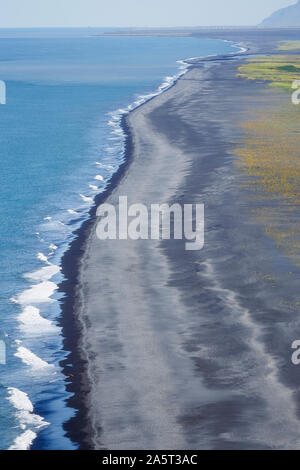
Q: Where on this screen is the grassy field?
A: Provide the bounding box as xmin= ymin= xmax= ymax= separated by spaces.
xmin=235 ymin=103 xmax=300 ymax=264
xmin=238 ymin=55 xmax=300 ymax=90
xmin=235 ymin=41 xmax=300 ymax=265
xmin=237 ymin=41 xmax=300 ymax=90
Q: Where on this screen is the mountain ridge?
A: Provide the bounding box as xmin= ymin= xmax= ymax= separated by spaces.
xmin=261 ymin=1 xmax=300 ymax=27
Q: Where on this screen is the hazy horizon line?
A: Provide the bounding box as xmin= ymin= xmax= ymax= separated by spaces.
xmin=0 ymin=24 xmax=293 ymax=29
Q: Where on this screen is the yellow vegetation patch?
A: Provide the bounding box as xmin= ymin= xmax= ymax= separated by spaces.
xmin=237 ymin=55 xmax=300 ymax=90
xmin=236 ymin=107 xmax=300 ymax=203
xmin=234 ymin=102 xmax=300 ymax=265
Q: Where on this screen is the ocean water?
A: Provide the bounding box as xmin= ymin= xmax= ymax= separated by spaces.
xmin=0 ymin=28 xmax=235 ymax=450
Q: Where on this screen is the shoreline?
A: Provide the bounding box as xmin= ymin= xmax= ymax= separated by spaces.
xmin=58 ymin=114 xmax=135 ymax=449
xmin=58 ymin=30 xmax=300 ymax=449
xmin=58 ymin=41 xmax=249 ymax=449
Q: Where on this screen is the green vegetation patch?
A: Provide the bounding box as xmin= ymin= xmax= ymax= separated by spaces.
xmin=237 ymin=55 xmax=300 ymax=90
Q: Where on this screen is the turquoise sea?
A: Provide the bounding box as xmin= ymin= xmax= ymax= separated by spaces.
xmin=0 ymin=28 xmax=235 ymax=450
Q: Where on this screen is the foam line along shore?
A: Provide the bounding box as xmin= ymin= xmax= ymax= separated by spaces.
xmin=60 ymin=30 xmax=300 ymax=449
xmin=0 ymin=31 xmax=237 ymax=450
xmin=58 ymin=40 xmax=250 ymax=449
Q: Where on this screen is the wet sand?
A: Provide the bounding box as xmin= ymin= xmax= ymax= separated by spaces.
xmin=60 ymin=30 xmax=300 ymax=449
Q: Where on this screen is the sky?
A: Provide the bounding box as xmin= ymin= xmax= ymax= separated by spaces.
xmin=0 ymin=0 xmax=296 ymax=28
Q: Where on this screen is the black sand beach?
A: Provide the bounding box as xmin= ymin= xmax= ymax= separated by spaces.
xmin=59 ymin=29 xmax=300 ymax=450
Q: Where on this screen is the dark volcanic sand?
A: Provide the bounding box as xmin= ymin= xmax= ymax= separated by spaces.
xmin=59 ymin=30 xmax=300 ymax=450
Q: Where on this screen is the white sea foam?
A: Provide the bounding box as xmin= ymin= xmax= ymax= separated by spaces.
xmin=99 ymin=40 xmax=248 ymax=218
xmin=105 ymin=55 xmax=190 ymax=139
xmin=80 ymin=194 xmax=93 ymax=203
xmin=97 ymin=60 xmax=191 ymax=207
xmin=25 ymin=264 xmax=60 ymax=283
xmin=105 ymin=146 xmax=116 ymax=153
xmin=6 ymin=39 xmax=247 ymax=452
xmin=111 ymin=128 xmax=124 ymax=136
xmin=229 ymin=41 xmax=248 ymax=55
xmin=35 ymin=232 xmax=45 ymax=243
xmin=94 ymin=175 xmax=104 ymax=182
xmin=95 ymin=162 xmax=114 ymax=170
xmin=41 ymin=219 xmax=67 ymax=232
xmin=15 ymin=346 xmax=55 ymax=371
xmin=89 ymin=184 xmax=98 ymax=191
xmin=9 ymin=430 xmax=37 ymax=451
xmin=48 ymin=244 xmax=57 ymax=251
xmin=7 ymin=388 xmax=49 ymax=450
xmin=7 ymin=388 xmax=34 ymax=413
xmin=15 ymin=260 xmax=59 ymax=332
xmin=37 ymin=252 xmax=49 ymax=264
xmin=12 ymin=281 xmax=58 ymax=306
xmin=18 ymin=306 xmax=58 ymax=335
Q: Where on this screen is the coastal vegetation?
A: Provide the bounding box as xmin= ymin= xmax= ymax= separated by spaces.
xmin=235 ymin=103 xmax=300 ymax=264
xmin=237 ymin=54 xmax=300 ymax=90
xmin=236 ymin=43 xmax=300 ymax=265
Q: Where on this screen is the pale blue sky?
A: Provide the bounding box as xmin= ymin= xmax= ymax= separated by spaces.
xmin=0 ymin=0 xmax=296 ymax=28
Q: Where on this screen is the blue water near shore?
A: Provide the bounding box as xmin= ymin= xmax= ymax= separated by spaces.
xmin=0 ymin=28 xmax=234 ymax=450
